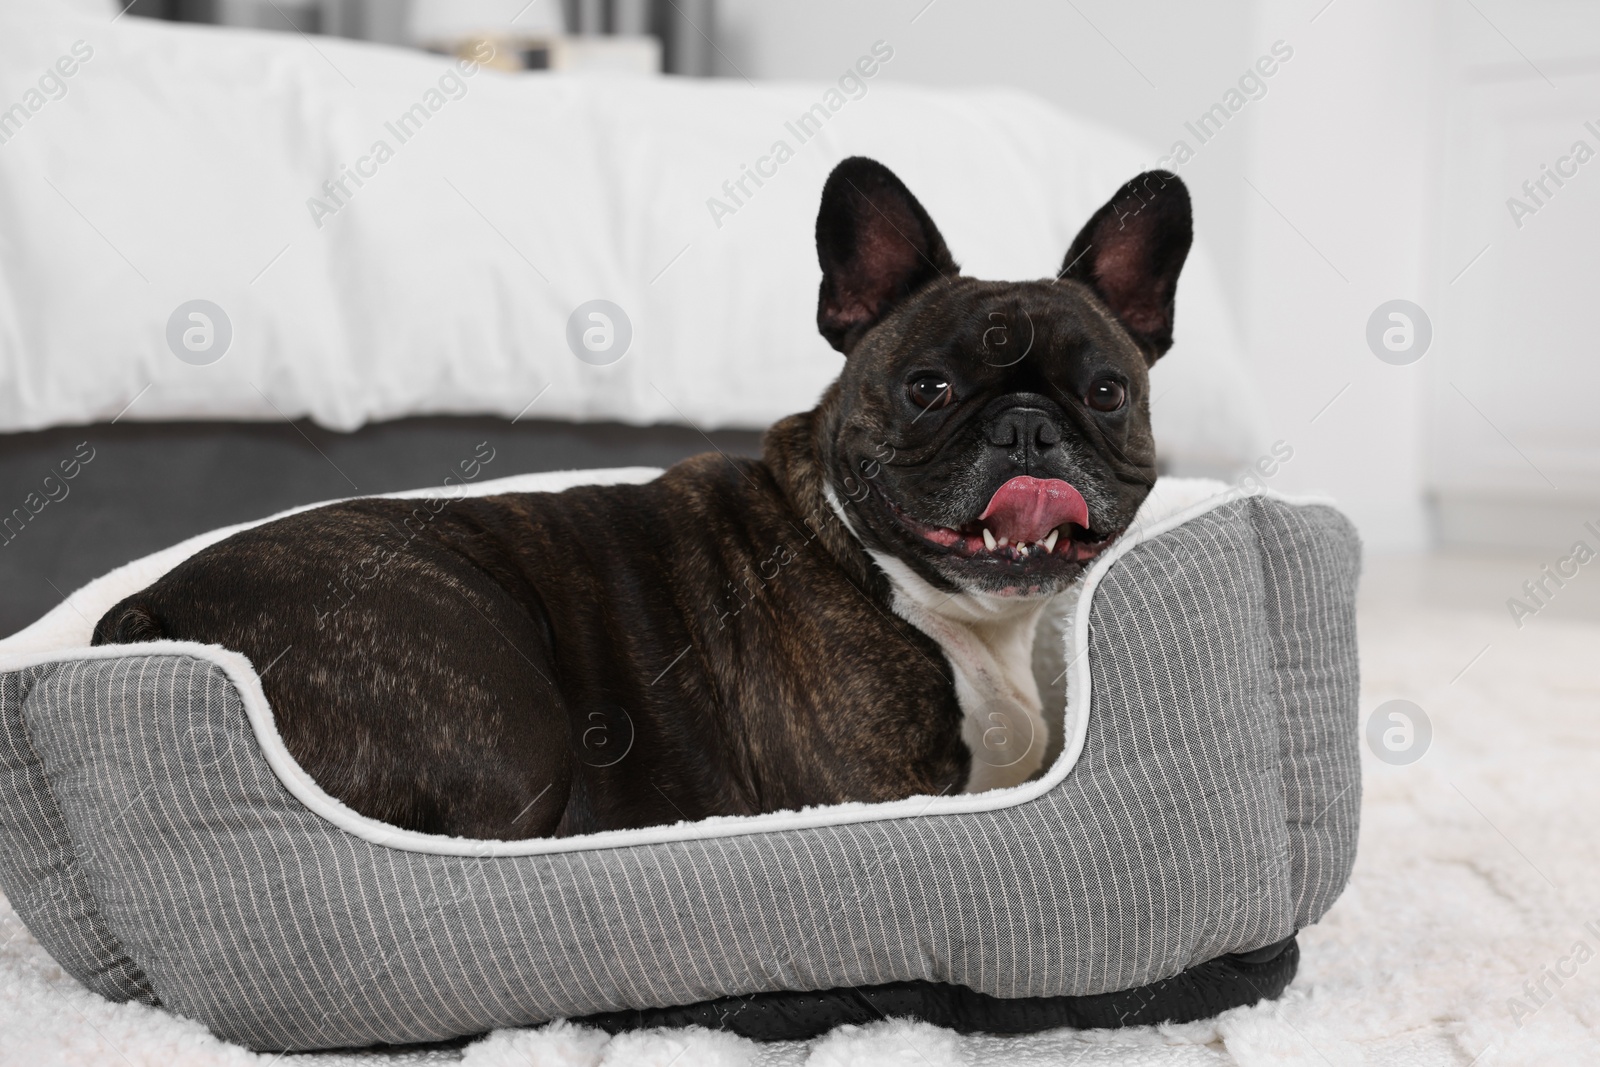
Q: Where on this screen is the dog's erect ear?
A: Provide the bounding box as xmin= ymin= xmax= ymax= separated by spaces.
xmin=1060 ymin=170 xmax=1192 ymax=362
xmin=815 ymin=157 xmax=958 ymax=355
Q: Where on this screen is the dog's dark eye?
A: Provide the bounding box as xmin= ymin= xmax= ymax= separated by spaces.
xmin=907 ymin=375 xmax=954 ymax=410
xmin=1086 ymin=379 xmax=1126 ymax=412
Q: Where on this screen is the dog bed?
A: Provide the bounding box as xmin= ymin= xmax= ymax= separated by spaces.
xmin=0 ymin=470 xmax=1361 ymax=1052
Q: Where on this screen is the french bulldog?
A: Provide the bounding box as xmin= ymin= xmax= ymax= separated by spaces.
xmin=93 ymin=157 xmax=1192 ymax=840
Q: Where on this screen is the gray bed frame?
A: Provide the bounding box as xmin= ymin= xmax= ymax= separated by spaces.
xmin=0 ymin=417 xmax=761 ymax=638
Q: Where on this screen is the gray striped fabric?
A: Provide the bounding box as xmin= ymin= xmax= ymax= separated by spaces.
xmin=0 ymin=496 xmax=1360 ymax=1052
xmin=0 ymin=664 xmax=159 ymax=1006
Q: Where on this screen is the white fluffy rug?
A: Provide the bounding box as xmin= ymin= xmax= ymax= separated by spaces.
xmin=4 ymin=601 xmax=1597 ymax=1066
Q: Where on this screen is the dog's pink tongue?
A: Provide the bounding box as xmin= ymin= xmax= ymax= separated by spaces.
xmin=978 ymin=477 xmax=1089 ymax=543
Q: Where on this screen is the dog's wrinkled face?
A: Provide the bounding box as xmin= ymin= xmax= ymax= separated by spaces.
xmin=812 ymin=158 xmax=1193 ymax=598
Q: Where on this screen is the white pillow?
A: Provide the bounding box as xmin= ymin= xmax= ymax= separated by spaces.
xmin=0 ymin=5 xmax=1267 ymax=475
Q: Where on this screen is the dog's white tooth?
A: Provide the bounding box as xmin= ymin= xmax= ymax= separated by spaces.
xmin=982 ymin=527 xmax=997 ymax=551
xmin=1044 ymin=529 xmax=1060 ymax=552
xmin=997 ymin=536 xmax=1009 ymax=548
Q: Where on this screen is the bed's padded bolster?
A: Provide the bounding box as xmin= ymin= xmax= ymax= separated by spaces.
xmin=1257 ymin=502 xmax=1363 ymax=926
xmin=0 ymin=666 xmax=158 ymax=1006
xmin=0 ymin=496 xmax=1361 ymax=1052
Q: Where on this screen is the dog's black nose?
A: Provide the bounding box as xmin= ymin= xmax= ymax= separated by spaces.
xmin=986 ymin=408 xmax=1061 ymax=455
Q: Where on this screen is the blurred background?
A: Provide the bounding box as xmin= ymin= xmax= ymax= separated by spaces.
xmin=3 ymin=0 xmax=1599 ymax=634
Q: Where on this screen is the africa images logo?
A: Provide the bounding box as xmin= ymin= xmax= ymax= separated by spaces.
xmin=565 ymin=300 xmax=632 ymax=366
xmin=1366 ymin=299 xmax=1432 ymax=366
xmin=166 ymin=300 xmax=233 ymax=366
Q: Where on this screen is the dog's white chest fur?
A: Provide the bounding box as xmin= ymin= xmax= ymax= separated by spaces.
xmin=867 ymin=556 xmax=1052 ymax=791
xmin=825 ymin=489 xmax=1056 ymax=791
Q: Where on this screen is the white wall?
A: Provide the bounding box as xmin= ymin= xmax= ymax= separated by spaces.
xmin=1235 ymin=0 xmax=1442 ymax=550
xmin=1244 ymin=0 xmax=1600 ymax=553
xmin=1424 ymin=1 xmax=1600 ymax=552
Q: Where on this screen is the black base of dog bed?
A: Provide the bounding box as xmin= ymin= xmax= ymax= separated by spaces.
xmin=577 ymin=934 xmax=1299 ymax=1041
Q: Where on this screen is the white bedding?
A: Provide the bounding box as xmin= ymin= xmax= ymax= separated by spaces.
xmin=0 ymin=1 xmax=1266 ymax=475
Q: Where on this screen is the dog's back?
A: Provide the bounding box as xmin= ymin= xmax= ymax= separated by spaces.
xmin=94 ymin=445 xmax=967 ymax=839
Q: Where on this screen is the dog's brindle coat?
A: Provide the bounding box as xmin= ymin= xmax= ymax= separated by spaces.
xmin=94 ymin=158 xmax=1192 ymax=840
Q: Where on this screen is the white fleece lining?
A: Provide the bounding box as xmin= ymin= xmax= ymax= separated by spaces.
xmin=0 ymin=474 xmax=1333 ymax=857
